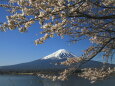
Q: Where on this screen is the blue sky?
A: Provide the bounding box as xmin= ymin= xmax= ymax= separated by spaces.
xmin=0 ymin=6 xmax=92 ymax=66
xmin=0 ymin=26 xmax=91 ymax=66
xmin=0 ymin=2 xmax=114 ymax=66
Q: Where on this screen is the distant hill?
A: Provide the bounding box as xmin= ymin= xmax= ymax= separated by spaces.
xmin=0 ymin=49 xmax=114 ymax=72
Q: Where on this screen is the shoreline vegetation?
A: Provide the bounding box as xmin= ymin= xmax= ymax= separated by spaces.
xmin=0 ymin=67 xmax=115 ymax=83
xmin=0 ymin=69 xmax=63 ymax=75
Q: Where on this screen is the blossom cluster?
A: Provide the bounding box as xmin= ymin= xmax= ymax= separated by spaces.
xmin=78 ymin=67 xmax=115 ymax=83
xmin=61 ymin=57 xmax=84 ymax=66
xmin=36 ymin=67 xmax=115 ymax=83
xmin=0 ymin=0 xmax=114 ymax=71
xmin=0 ymin=0 xmax=114 ymax=46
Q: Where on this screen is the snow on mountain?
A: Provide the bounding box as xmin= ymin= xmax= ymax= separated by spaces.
xmin=0 ymin=49 xmax=114 ymax=72
xmin=42 ymin=49 xmax=76 ymax=60
xmin=0 ymin=49 xmax=77 ymax=71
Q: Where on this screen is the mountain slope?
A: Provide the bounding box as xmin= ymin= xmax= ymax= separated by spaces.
xmin=0 ymin=49 xmax=76 ymax=71
xmin=0 ymin=49 xmax=114 ymax=72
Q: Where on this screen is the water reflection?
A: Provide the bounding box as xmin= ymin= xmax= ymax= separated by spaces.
xmin=41 ymin=76 xmax=115 ymax=86
xmin=0 ymin=75 xmax=115 ymax=86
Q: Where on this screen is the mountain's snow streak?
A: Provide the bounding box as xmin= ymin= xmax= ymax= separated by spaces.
xmin=0 ymin=49 xmax=114 ymax=71
xmin=42 ymin=49 xmax=77 ymax=60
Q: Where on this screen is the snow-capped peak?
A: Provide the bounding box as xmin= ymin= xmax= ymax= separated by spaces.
xmin=42 ymin=49 xmax=77 ymax=60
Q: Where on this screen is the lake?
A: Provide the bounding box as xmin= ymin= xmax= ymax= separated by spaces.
xmin=0 ymin=75 xmax=115 ymax=86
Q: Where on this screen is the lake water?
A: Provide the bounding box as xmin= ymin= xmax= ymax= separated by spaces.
xmin=0 ymin=75 xmax=115 ymax=86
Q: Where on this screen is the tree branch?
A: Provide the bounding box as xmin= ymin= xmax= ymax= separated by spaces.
xmin=88 ymin=1 xmax=115 ymax=9
xmin=78 ymin=38 xmax=114 ymax=68
xmin=69 ymin=13 xmax=115 ymax=19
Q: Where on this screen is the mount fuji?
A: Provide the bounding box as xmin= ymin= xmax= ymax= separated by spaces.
xmin=0 ymin=49 xmax=114 ymax=72
xmin=0 ymin=49 xmax=76 ymax=72
xmin=42 ymin=49 xmax=76 ymax=60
